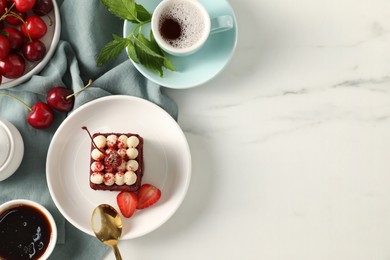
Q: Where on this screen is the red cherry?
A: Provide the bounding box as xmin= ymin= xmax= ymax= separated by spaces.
xmin=0 ymin=53 xmax=25 ymax=79
xmin=5 ymin=10 xmax=27 ymax=25
xmin=46 ymin=79 xmax=93 ymax=112
xmin=0 ymin=93 xmax=54 ymax=129
xmin=0 ymin=0 xmax=6 ymax=16
xmin=104 ymin=151 xmax=122 ymax=168
xmin=3 ymin=27 xmax=25 ymax=51
xmin=21 ymin=15 xmax=47 ymax=39
xmin=33 ymin=0 xmax=53 ymax=16
xmin=46 ymin=86 xmax=74 ymax=112
xmin=27 ymin=102 xmax=54 ymax=129
xmin=0 ymin=34 xmax=10 ymax=60
xmin=14 ymin=0 xmax=36 ymax=12
xmin=23 ymin=39 xmax=46 ymax=61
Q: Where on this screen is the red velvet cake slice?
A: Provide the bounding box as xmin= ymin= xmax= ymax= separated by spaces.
xmin=89 ymin=132 xmax=144 ymax=192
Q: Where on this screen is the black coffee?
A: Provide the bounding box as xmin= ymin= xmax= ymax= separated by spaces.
xmin=0 ymin=204 xmax=52 ymax=260
xmin=160 ymin=17 xmax=182 ymax=40
xmin=157 ymin=1 xmax=205 ymax=49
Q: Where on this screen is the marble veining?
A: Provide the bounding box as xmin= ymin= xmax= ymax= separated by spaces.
xmin=110 ymin=0 xmax=390 ymax=259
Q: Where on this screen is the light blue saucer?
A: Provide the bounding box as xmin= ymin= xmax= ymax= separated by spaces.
xmin=123 ymin=0 xmax=238 ymax=89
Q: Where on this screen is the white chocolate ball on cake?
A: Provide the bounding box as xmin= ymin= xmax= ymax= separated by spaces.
xmin=126 ymin=160 xmax=139 ymax=171
xmin=91 ymin=161 xmax=104 ymax=172
xmin=118 ymin=135 xmax=128 ymax=148
xmin=104 ymin=173 xmax=115 ymax=186
xmin=127 ymin=136 xmax=139 ymax=148
xmin=90 ymin=172 xmax=104 ymax=184
xmin=107 ymin=134 xmax=118 ymax=148
xmin=117 ymin=148 xmax=127 ymax=158
xmin=91 ymin=148 xmax=104 ymax=161
xmin=93 ymin=135 xmax=107 ymax=149
xmin=124 ymin=171 xmax=137 ymax=185
xmin=126 ymin=148 xmax=138 ymax=159
xmin=115 ymin=172 xmax=125 ymax=185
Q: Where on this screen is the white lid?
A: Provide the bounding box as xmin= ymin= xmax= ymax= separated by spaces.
xmin=0 ymin=124 xmax=11 ymax=167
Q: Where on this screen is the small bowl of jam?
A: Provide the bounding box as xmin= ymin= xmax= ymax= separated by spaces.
xmin=0 ymin=199 xmax=57 ymax=260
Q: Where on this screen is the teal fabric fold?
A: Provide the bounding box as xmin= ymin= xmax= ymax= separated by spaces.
xmin=0 ymin=0 xmax=177 ymax=259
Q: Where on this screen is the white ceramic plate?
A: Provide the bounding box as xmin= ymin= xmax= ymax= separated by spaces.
xmin=46 ymin=96 xmax=191 ymax=240
xmin=0 ymin=0 xmax=61 ymax=89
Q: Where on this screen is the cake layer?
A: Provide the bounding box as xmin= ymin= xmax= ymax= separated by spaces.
xmin=89 ymin=132 xmax=144 ymax=192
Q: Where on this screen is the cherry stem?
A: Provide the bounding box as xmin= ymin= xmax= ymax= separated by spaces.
xmin=14 ymin=12 xmax=31 ymax=42
xmin=0 ymin=3 xmax=15 ymax=21
xmin=81 ymin=126 xmax=105 ymax=154
xmin=1 ymin=10 xmax=32 ymax=42
xmin=66 ymin=79 xmax=93 ymax=100
xmin=0 ymin=93 xmax=32 ymax=112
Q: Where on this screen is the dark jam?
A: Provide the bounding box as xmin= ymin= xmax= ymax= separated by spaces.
xmin=0 ymin=204 xmax=52 ymax=260
xmin=159 ymin=17 xmax=182 ymax=40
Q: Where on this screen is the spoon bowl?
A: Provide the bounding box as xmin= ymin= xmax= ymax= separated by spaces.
xmin=91 ymin=204 xmax=123 ymax=260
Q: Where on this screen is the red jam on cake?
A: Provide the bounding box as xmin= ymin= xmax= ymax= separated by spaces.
xmin=89 ymin=132 xmax=144 ymax=192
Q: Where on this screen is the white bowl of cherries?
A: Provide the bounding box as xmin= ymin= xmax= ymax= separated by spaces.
xmin=0 ymin=0 xmax=60 ymax=89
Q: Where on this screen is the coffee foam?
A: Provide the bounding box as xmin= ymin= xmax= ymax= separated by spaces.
xmin=158 ymin=1 xmax=206 ymax=49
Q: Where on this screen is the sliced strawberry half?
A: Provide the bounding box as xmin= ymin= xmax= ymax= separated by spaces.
xmin=137 ymin=184 xmax=161 ymax=209
xmin=116 ymin=191 xmax=138 ymax=218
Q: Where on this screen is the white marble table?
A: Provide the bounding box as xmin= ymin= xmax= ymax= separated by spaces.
xmin=109 ymin=0 xmax=390 ymax=259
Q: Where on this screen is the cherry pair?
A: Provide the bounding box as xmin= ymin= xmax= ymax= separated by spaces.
xmin=1 ymin=80 xmax=92 ymax=129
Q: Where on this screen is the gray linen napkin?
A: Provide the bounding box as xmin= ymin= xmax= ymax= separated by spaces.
xmin=0 ymin=0 xmax=177 ymax=259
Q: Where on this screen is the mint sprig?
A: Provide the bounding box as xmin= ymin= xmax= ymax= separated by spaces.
xmin=97 ymin=0 xmax=175 ymax=77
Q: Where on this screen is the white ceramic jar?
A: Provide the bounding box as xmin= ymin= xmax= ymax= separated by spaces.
xmin=0 ymin=118 xmax=24 ymax=181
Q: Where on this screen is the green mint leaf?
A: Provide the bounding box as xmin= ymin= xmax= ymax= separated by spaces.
xmin=112 ymin=34 xmax=122 ymax=40
xmin=148 ymin=31 xmax=163 ymax=55
xmin=134 ymin=34 xmax=165 ymax=76
xmin=127 ymin=42 xmax=139 ymax=64
xmin=135 ymin=4 xmax=152 ymax=22
xmin=134 ymin=33 xmax=165 ymax=59
xmin=98 ymin=0 xmax=174 ymax=76
xmin=100 ymin=0 xmax=137 ymax=22
xmin=162 ymin=53 xmax=175 ymax=72
xmin=150 ymin=31 xmax=175 ymax=71
xmin=96 ymin=35 xmax=131 ymax=67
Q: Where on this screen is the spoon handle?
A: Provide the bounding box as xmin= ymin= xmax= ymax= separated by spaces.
xmin=112 ymin=244 xmax=123 ymax=260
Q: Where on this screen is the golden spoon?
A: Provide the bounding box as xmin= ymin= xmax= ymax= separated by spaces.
xmin=91 ymin=204 xmax=123 ymax=260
